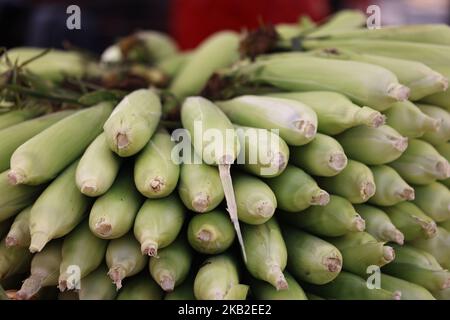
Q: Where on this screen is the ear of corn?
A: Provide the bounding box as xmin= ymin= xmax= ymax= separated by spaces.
xmin=235 ymin=125 xmax=290 ymax=178
xmin=242 ymin=218 xmax=288 ymax=290
xmin=234 ymin=54 xmax=409 ymax=111
xmin=419 ymin=103 xmax=450 ymax=145
xmin=250 ymin=272 xmax=307 ymax=300
xmin=103 ymin=89 xmax=161 ymax=157
xmin=369 ymin=165 xmax=415 ymax=206
xmin=5 ymin=206 xmax=31 ymax=248
xmin=194 ymin=254 xmax=248 ymax=300
xmin=336 ymin=125 xmax=408 ymax=165
xmin=164 ymin=277 xmax=195 ymax=300
xmin=187 ymin=209 xmax=235 ymax=255
xmin=0 ymin=237 xmax=32 ymax=280
xmin=435 ymin=143 xmax=450 ymax=188
xmin=156 ymin=52 xmax=191 ymax=78
xmin=282 ymin=226 xmax=342 ymax=285
xmin=280 ymin=195 xmax=365 ymax=237
xmin=9 ymin=102 xmax=114 ymax=186
xmin=0 ymin=110 xmax=75 ymax=172
xmin=389 ymin=139 xmax=450 ymax=185
xmin=216 ymin=95 xmax=318 ymax=146
xmin=380 ymin=274 xmax=435 ymax=300
xmin=384 ymin=202 xmax=437 ymax=241
xmin=355 ymin=204 xmax=404 ymax=245
xmin=307 ymin=10 xmax=366 ymax=38
xmin=302 ymin=271 xmax=400 ymax=300
xmin=116 ymin=274 xmax=163 ymax=300
xmin=89 ymin=167 xmax=144 ymax=239
xmin=290 ymin=133 xmax=348 ymax=177
xmin=327 ymin=231 xmax=395 ymax=277
xmin=106 ymin=233 xmax=148 ymax=290
xmin=382 ymin=244 xmax=450 ymax=292
xmin=0 ymin=108 xmax=47 ymax=131
xmin=149 ymin=236 xmax=192 ymax=292
xmin=78 ymin=265 xmax=117 ymax=300
xmin=134 ymin=195 xmax=185 ymax=257
xmin=268 ymin=91 xmax=385 ymax=135
xmin=76 ymin=133 xmax=122 ymax=197
xmin=29 ymin=161 xmax=92 ymax=253
xmin=412 ymin=182 xmax=450 ymax=223
xmin=420 ymin=66 xmax=450 ymax=111
xmin=411 ymin=227 xmax=450 ymax=270
xmin=15 ymin=240 xmax=62 ymax=300
xmin=265 ymin=165 xmax=329 ymax=212
xmin=317 ymin=160 xmax=376 ymax=204
xmin=384 ymin=101 xmax=440 ymax=138
xmin=135 ymin=31 xmax=178 ymax=63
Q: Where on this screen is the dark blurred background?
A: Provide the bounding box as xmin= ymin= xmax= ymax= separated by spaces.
xmin=0 ymin=0 xmax=449 ymax=53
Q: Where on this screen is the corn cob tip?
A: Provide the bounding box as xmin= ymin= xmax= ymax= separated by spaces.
xmin=250 ymin=200 xmax=275 ymax=218
xmin=387 ymin=83 xmax=410 ymax=102
xmin=7 ymin=169 xmax=26 ymax=186
xmin=116 ymin=133 xmax=130 ymax=150
xmin=293 ymin=120 xmax=317 ymax=138
xmin=196 ymin=228 xmax=216 ymax=242
xmin=160 ymin=275 xmax=175 ymax=292
xmin=107 ymin=266 xmax=126 ymax=290
xmin=29 ymin=232 xmax=50 ymax=253
xmin=382 ymin=246 xmax=395 ymax=264
xmin=324 ymin=256 xmax=342 ymax=273
xmin=396 ymin=187 xmax=415 ymax=201
xmin=4 ymin=236 xmax=18 ymax=247
xmin=311 ymin=190 xmax=330 ymax=206
xmin=80 ymin=180 xmax=98 ymax=195
xmin=414 ymin=217 xmax=437 ymax=239
xmin=192 ymin=193 xmax=210 ymax=213
xmin=94 ymin=218 xmax=113 ymax=237
xmin=436 ymin=161 xmax=450 ymax=179
xmin=141 ymin=240 xmax=159 ymax=257
xmin=393 ymin=291 xmax=402 ymax=300
xmin=146 ymin=176 xmax=166 ymax=193
xmin=329 ymin=152 xmax=348 ymax=172
xmin=393 ymin=137 xmax=408 ymax=153
xmin=361 ymin=181 xmax=376 ymax=201
xmin=352 ymin=215 xmax=366 ymax=232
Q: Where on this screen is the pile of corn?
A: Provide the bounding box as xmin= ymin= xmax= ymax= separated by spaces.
xmin=1 ymin=10 xmax=450 ymax=300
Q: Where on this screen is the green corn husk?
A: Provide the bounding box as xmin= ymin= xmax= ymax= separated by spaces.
xmin=280 ymin=195 xmax=365 ymax=237
xmin=390 ymin=139 xmax=450 ymax=185
xmin=233 ymin=173 xmax=277 ymax=225
xmin=384 ymin=202 xmax=437 ymax=241
xmin=302 ymin=39 xmax=450 ymax=68
xmin=328 ymin=232 xmax=396 ymax=277
xmin=435 ymin=143 xmax=450 ymax=188
xmin=290 ymin=133 xmax=347 ymax=177
xmin=282 ymin=226 xmax=342 ymax=285
xmin=305 ymin=293 xmax=324 ymax=300
xmin=0 ymin=285 xmax=7 ymax=300
xmin=369 ymin=165 xmax=415 ymax=206
xmin=194 ymin=254 xmax=249 ymax=300
xmin=0 ymin=110 xmax=75 ymax=172
xmin=9 ymin=102 xmax=113 ymax=186
xmin=0 ymin=237 xmax=32 ymax=280
xmin=178 ymin=159 xmax=224 ymax=213
xmin=164 ymin=277 xmax=195 ymax=300
xmin=432 ymin=288 xmax=450 ymax=300
xmin=242 ymin=218 xmax=288 ymax=290
xmin=75 ymin=133 xmax=122 ymax=197
xmin=15 ymin=241 xmax=62 ymax=300
xmin=187 ymin=210 xmax=235 ymax=255
xmin=355 ymin=204 xmax=404 ymax=245
xmin=89 ymin=167 xmax=143 ymax=239
xmin=308 ymin=49 xmax=448 ymax=101
xmin=0 ymin=48 xmax=85 ymax=82
xmin=317 ymin=160 xmax=376 ymax=204
xmin=134 ymin=195 xmax=185 ymax=257
xmin=5 ymin=206 xmax=31 ymax=247
xmin=117 ymin=274 xmax=163 ymax=300
xmin=419 ymin=104 xmax=450 ymax=145
xmin=265 ymin=165 xmax=329 ymax=212
xmin=135 ymin=31 xmax=178 ymax=63
xmin=232 ymin=54 xmax=409 ymax=111
xmin=336 ymin=125 xmax=408 ymax=165
xmin=270 ymin=92 xmax=385 ymax=135
xmin=384 ymin=101 xmax=440 ymax=138
xmin=0 ymin=170 xmax=43 ymax=222
xmin=303 ymin=271 xmax=400 ymax=300
xmin=235 ymin=125 xmax=290 ymax=178
xmin=216 ymin=95 xmax=318 ymax=146
xmin=78 ymin=265 xmax=117 ymax=300
xmin=106 ymin=233 xmax=148 ymax=290
xmin=29 ymin=161 xmax=91 ymax=253
xmin=442 ymin=220 xmax=450 ymax=232
xmin=382 ymin=244 xmax=450 ymax=292
xmin=413 ymin=182 xmax=450 ymax=222
xmin=156 ymin=52 xmax=192 ymax=78
xmin=250 ymin=272 xmax=307 ymax=300
xmin=150 ymin=236 xmax=192 ymax=292
xmin=308 ymin=10 xmax=366 ymax=37
xmin=411 ymin=227 xmax=450 ymax=270
xmin=169 ymin=31 xmax=239 ymax=101
xmin=134 ymin=128 xmax=179 ymax=198
xmin=103 ymin=89 xmax=161 ymax=157
xmin=0 ymin=108 xmax=47 ymax=131
xmin=421 ymin=66 xmax=450 ymax=111
xmin=58 ymin=221 xmax=108 ymax=291
xmin=381 ymin=274 xmax=435 ymax=300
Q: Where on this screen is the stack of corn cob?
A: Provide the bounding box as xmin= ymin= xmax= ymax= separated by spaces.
xmin=1 ymin=9 xmax=450 ymax=300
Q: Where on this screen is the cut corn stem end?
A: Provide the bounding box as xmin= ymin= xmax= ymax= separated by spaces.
xmin=352 ymin=215 xmax=366 ymax=232
xmin=396 ymin=188 xmax=415 ymax=201
xmin=382 ymin=246 xmax=395 ymax=265
xmin=310 ymin=189 xmax=330 ymax=206
xmin=361 ymin=182 xmax=376 ymax=201
xmin=250 ymin=200 xmax=275 ymax=218
xmin=29 ymin=232 xmax=50 ymax=253
xmin=269 ymin=265 xmax=289 ymax=291
xmin=16 ymin=275 xmax=44 ymax=300
xmin=160 ymin=275 xmax=176 ymax=292
xmin=196 ymin=227 xmax=217 ymax=242
xmin=387 ymin=84 xmax=410 ymax=101
xmin=4 ymin=236 xmax=18 ymax=247
xmin=107 ymin=266 xmax=126 ymax=290
xmin=272 ymin=152 xmax=287 ymax=172
xmin=147 ymin=176 xmax=166 ymax=193
xmin=141 ymin=239 xmax=159 ymax=257
xmin=7 ymin=169 xmax=26 ymax=186
xmin=382 ymin=229 xmax=405 ymax=245
xmin=94 ymin=218 xmax=113 ymax=237
xmin=414 ymin=217 xmax=437 ymax=239
xmin=356 ymin=107 xmax=385 ymax=128
xmin=329 ymin=152 xmax=348 ymax=172
xmin=325 ymin=256 xmax=342 ymax=273
xmin=393 ymin=137 xmax=408 ymax=153
xmin=80 ymin=180 xmax=98 ymax=196
xmin=116 ymin=133 xmax=130 ymax=150
xmin=293 ymin=120 xmax=317 ymax=139
xmin=192 ymin=193 xmax=210 ymax=213
xmin=436 ymin=161 xmax=450 ymax=179
xmin=393 ymin=291 xmax=402 ymax=300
